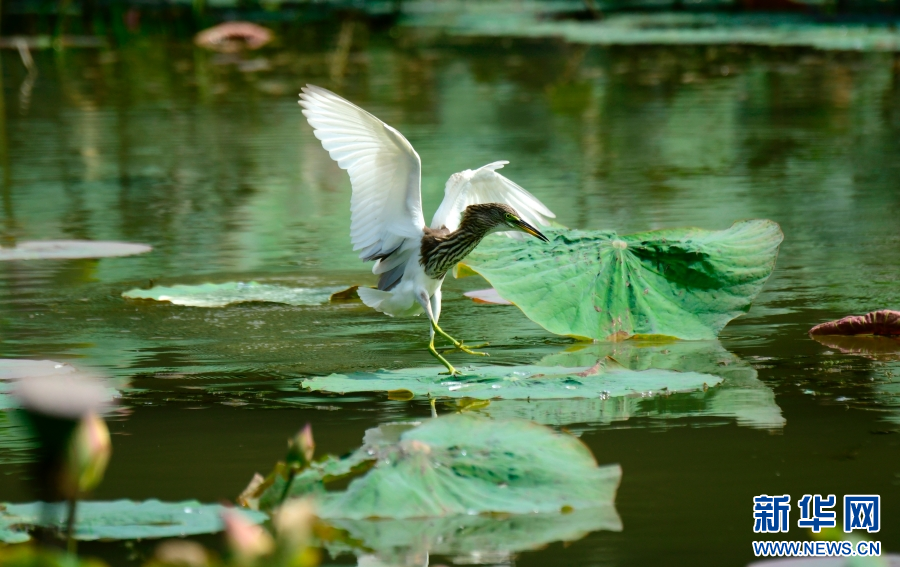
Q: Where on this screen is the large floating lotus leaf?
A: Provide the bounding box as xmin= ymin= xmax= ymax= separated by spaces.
xmin=0 ymin=240 xmax=151 ymax=261
xmin=0 ymin=500 xmax=266 ymax=543
xmin=252 ymin=415 xmax=621 ymax=521
xmin=326 ymin=506 xmax=620 ymax=563
xmin=302 ymin=361 xmax=721 ymax=401
xmin=809 ymin=310 xmax=900 ymax=336
xmin=457 ymin=220 xmax=783 ymax=340
xmin=122 ymin=282 xmax=346 ymax=308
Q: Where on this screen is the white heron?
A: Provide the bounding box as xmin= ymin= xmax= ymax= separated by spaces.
xmin=299 ymin=85 xmax=555 ymax=374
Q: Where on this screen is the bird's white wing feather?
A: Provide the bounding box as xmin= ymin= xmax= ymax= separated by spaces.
xmin=299 ymin=85 xmax=425 ymax=261
xmin=430 ymin=161 xmax=555 ymax=236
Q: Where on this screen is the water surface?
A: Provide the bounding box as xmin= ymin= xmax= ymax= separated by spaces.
xmin=1 ymin=34 xmax=899 ymax=566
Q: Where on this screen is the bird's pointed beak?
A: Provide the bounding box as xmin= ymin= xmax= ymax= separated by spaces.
xmin=513 ymin=219 xmax=549 ymax=242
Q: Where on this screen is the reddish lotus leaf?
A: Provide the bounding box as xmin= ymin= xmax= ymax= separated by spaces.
xmin=463 ymin=288 xmax=513 ymax=305
xmin=195 ymin=22 xmax=273 ymax=53
xmin=809 ymin=310 xmax=900 ymax=336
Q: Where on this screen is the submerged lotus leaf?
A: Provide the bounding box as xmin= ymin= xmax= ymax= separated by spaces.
xmin=0 ymin=240 xmax=151 ymax=261
xmin=302 ymin=362 xmax=721 ymax=400
xmin=809 ymin=310 xmax=900 ymax=336
xmin=252 ymin=415 xmax=620 ymax=522
xmin=122 ymin=282 xmax=346 ymax=308
xmin=458 ymin=220 xmax=783 ymax=340
xmin=0 ymin=500 xmax=266 ymax=543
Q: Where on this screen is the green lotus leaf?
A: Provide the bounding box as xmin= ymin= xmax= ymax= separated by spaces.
xmin=0 ymin=240 xmax=151 ymax=261
xmin=457 ymin=220 xmax=783 ymax=340
xmin=122 ymin=282 xmax=347 ymax=308
xmin=301 ymin=361 xmax=721 ymax=400
xmin=0 ymin=500 xmax=267 ymax=543
xmin=251 ymin=414 xmax=621 ymax=521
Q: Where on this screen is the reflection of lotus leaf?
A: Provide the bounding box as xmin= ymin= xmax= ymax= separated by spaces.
xmin=303 ymin=362 xmax=721 ymax=400
xmin=458 ymin=220 xmax=783 ymax=340
xmin=122 ymin=282 xmax=346 ymax=308
xmin=326 ymin=507 xmax=621 ymax=564
xmin=0 ymin=240 xmax=151 ymax=261
xmin=252 ymin=415 xmax=620 ymax=525
xmin=811 ymin=335 xmax=900 ymax=361
xmin=0 ymin=500 xmax=267 ymax=543
xmin=478 ymin=341 xmax=784 ymax=430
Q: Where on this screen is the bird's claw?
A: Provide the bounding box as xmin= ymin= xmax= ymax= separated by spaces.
xmin=442 ymin=341 xmax=489 ymax=357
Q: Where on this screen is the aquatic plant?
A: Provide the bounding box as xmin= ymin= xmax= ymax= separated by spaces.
xmin=458 ymin=220 xmax=783 ymax=340
xmin=809 ymin=309 xmax=900 ymax=336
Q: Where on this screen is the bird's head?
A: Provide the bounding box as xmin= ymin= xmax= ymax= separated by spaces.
xmin=462 ymin=203 xmax=550 ymax=242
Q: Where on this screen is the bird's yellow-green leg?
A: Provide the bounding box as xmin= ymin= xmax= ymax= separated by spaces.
xmin=428 ymin=334 xmax=458 ymax=375
xmin=431 ymin=320 xmax=489 ymax=357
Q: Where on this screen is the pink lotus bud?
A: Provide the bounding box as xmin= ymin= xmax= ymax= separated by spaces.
xmin=272 ymin=498 xmax=316 ymax=552
xmin=222 ymin=509 xmax=274 ymax=563
xmin=62 ymin=412 xmax=111 ymax=498
xmin=286 ymin=424 xmax=314 ymax=469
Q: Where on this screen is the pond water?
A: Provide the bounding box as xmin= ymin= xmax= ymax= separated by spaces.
xmin=1 ymin=30 xmax=899 ymax=566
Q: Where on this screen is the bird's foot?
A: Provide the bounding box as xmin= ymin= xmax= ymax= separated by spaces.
xmin=442 ymin=341 xmax=490 ymax=357
xmin=429 ymin=340 xmax=460 ymax=375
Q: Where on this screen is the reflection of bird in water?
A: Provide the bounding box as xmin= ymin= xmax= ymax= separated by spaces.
xmin=299 ymin=85 xmax=554 ymax=374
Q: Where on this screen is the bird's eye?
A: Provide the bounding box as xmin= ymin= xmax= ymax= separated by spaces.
xmin=505 ymin=213 xmax=516 ymax=221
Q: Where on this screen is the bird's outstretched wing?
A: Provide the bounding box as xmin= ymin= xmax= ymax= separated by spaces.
xmin=430 ymin=161 xmax=555 ymax=236
xmin=299 ymin=85 xmax=426 ymax=261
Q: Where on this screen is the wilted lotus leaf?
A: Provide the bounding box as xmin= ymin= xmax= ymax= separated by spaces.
xmin=302 ymin=361 xmax=721 ymax=400
xmin=0 ymin=240 xmax=151 ymax=261
xmin=0 ymin=500 xmax=267 ymax=543
xmin=122 ymin=282 xmax=347 ymax=308
xmin=809 ymin=310 xmax=900 ymax=336
xmin=246 ymin=414 xmax=621 ymax=522
xmin=329 ymin=285 xmax=360 ymax=301
xmin=457 ymin=220 xmax=783 ymax=340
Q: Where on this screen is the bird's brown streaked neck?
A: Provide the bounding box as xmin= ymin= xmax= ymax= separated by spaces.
xmin=420 ymin=215 xmax=497 ymax=279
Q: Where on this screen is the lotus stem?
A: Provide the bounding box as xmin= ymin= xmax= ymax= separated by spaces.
xmin=65 ymin=496 xmax=77 ymax=554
